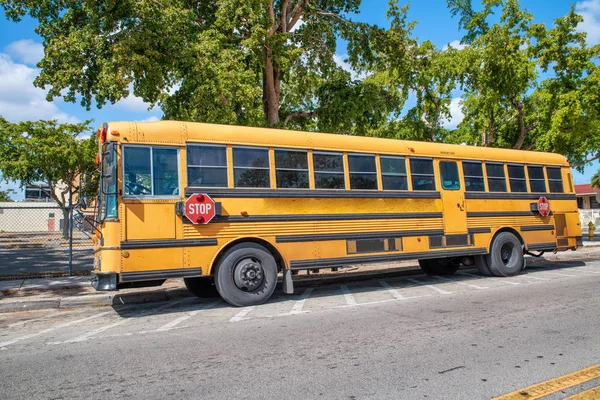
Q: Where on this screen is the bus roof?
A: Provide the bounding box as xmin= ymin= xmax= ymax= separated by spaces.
xmin=104 ymin=120 xmax=570 ymax=167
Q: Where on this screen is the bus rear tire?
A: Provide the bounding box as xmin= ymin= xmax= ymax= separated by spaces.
xmin=214 ymin=243 xmax=278 ymax=307
xmin=184 ymin=277 xmax=219 ymax=298
xmin=486 ymin=232 xmax=524 ymax=277
xmin=419 ymin=258 xmax=460 ymax=275
xmin=474 ymin=255 xmax=494 ymax=276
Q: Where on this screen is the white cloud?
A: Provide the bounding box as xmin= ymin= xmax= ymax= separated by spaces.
xmin=289 ymin=17 xmax=304 ymax=33
xmin=137 ymin=116 xmax=160 ymax=122
xmin=5 ymin=39 xmax=44 ymax=65
xmin=111 ymin=83 xmax=160 ymax=113
xmin=0 ymin=52 xmax=78 ymax=123
xmin=576 ymin=0 xmax=600 ymax=45
xmin=442 ymin=97 xmax=464 ymax=129
xmin=444 ymin=40 xmax=467 ymax=51
xmin=333 ymin=53 xmax=367 ymax=80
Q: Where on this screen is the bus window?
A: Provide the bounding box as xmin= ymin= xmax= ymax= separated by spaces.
xmin=486 ymin=162 xmax=507 ymax=192
xmin=440 ymin=161 xmax=460 ymax=190
xmin=463 ymin=161 xmax=485 ymax=192
xmin=187 ymin=145 xmax=227 ymax=187
xmin=313 ymin=152 xmax=345 ymax=189
xmin=410 ymin=158 xmax=436 ymax=191
xmin=275 ymin=149 xmax=309 ymax=188
xmin=527 ymin=165 xmax=546 ymax=193
xmin=508 ymin=164 xmax=528 ymax=192
xmin=123 ymin=146 xmax=179 ymax=196
xmin=348 ymin=154 xmax=377 ymax=190
xmin=233 ymin=147 xmax=270 ymax=188
xmin=547 ymin=167 xmax=564 ymax=193
xmin=381 ymin=156 xmax=408 ymax=190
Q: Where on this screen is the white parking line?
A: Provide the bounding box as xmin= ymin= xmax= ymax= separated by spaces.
xmin=434 ymin=275 xmax=488 ymax=290
xmin=340 ymin=285 xmax=358 ymax=306
xmin=577 ymin=267 xmax=600 ymax=274
xmin=378 ymin=280 xmax=406 ymax=299
xmin=230 ymin=306 xmax=256 ymax=323
xmin=1 ymin=312 xmax=110 ymax=349
xmin=407 ymin=278 xmax=453 ymax=294
xmin=458 ymin=272 xmax=521 ymax=285
xmin=156 ymin=300 xmax=222 ymax=332
xmin=518 ymin=274 xmax=549 ymax=281
xmin=288 ymin=287 xmax=314 ymax=315
xmin=542 ymin=271 xmax=577 ymax=278
xmin=51 ymin=300 xmax=183 ymax=344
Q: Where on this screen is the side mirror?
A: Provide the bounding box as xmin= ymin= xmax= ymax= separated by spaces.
xmin=104 ymin=143 xmax=115 ymax=164
xmin=105 ymin=164 xmax=117 ymax=186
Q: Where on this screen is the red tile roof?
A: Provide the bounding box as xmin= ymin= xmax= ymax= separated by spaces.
xmin=575 ymin=184 xmax=600 ymax=195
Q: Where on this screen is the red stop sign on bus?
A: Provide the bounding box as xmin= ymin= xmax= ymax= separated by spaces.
xmin=185 ymin=193 xmax=216 ymax=224
xmin=538 ymin=196 xmax=550 ymax=217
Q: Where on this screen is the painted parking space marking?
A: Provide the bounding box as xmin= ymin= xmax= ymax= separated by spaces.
xmin=378 ymin=280 xmax=406 ymax=300
xmin=0 ymin=311 xmax=110 ymax=349
xmin=458 ymin=272 xmax=521 ymax=285
xmin=50 ymin=300 xmax=183 ymax=344
xmin=156 ymin=300 xmax=222 ymax=332
xmin=434 ymin=275 xmax=488 ymax=289
xmin=493 ymin=363 xmax=600 ymax=400
xmin=6 ymin=310 xmax=60 ymax=328
xmin=288 ymin=287 xmax=314 ymax=315
xmin=229 ymin=306 xmax=256 ymax=323
xmin=406 ymin=278 xmax=453 ymax=294
xmin=340 ymin=285 xmax=358 ymax=306
xmin=518 ymin=274 xmax=549 ymax=281
xmin=542 ymin=271 xmax=577 ymax=278
xmin=564 ymin=385 xmax=600 ymax=399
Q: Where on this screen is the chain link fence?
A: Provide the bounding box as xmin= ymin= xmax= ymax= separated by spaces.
xmin=0 ymin=204 xmax=94 ymax=279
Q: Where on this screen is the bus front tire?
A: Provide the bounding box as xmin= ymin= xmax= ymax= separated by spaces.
xmin=418 ymin=258 xmax=460 ymax=275
xmin=482 ymin=232 xmax=524 ymax=277
xmin=214 ymin=243 xmax=278 ymax=307
xmin=184 ymin=277 xmax=219 ymax=298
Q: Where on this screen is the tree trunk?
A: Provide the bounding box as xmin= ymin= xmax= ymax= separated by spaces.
xmin=61 ymin=207 xmax=70 ymax=240
xmin=263 ymin=47 xmax=280 ymax=126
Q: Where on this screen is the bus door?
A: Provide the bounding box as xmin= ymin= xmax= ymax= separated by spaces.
xmin=437 ymin=160 xmax=468 ymax=237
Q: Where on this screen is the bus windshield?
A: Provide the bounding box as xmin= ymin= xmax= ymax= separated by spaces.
xmin=98 ymin=143 xmax=117 ymax=220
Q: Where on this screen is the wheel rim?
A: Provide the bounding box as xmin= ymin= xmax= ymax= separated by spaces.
xmin=500 ymin=242 xmax=514 ymax=265
xmin=233 ymin=257 xmax=264 ymax=292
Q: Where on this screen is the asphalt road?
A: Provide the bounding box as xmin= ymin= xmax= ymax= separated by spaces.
xmin=1 ymin=257 xmax=600 ymax=399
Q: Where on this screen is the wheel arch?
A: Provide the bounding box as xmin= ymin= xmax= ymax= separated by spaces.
xmin=487 ymin=227 xmax=525 ymax=251
xmin=208 ymin=237 xmax=286 ymax=276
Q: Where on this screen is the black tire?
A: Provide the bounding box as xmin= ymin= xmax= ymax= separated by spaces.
xmin=419 ymin=258 xmax=460 ymax=275
xmin=214 ymin=243 xmax=278 ymax=307
xmin=486 ymin=232 xmax=524 ymax=277
xmin=474 ymin=255 xmax=494 ymax=276
xmin=184 ymin=277 xmax=219 ymax=298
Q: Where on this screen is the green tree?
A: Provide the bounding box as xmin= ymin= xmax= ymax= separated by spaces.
xmin=0 ymin=0 xmax=380 ymax=130
xmin=592 ymin=170 xmax=600 ymax=189
xmin=0 ymin=188 xmax=15 ymax=202
xmin=0 ymin=118 xmax=98 ymax=238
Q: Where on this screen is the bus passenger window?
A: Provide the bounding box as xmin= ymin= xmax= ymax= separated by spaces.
xmin=381 ymin=156 xmax=408 ymax=190
xmin=547 ymin=167 xmax=564 ymax=193
xmin=527 ymin=165 xmax=546 ymax=193
xmin=463 ymin=161 xmax=485 ymax=192
xmin=440 ymin=161 xmax=460 ymax=190
xmin=313 ymin=152 xmax=345 ymax=189
xmin=485 ymin=162 xmax=507 ymax=192
xmin=275 ymin=149 xmax=309 ymax=188
xmin=187 ymin=145 xmax=227 ymax=187
xmin=508 ymin=164 xmax=528 ymax=192
xmin=123 ymin=146 xmax=179 ymax=196
xmin=233 ymin=147 xmax=270 ymax=188
xmin=409 ymin=158 xmax=436 ymax=191
xmin=348 ymin=154 xmax=377 ymax=190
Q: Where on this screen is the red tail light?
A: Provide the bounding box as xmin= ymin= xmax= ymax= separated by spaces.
xmin=98 ymin=123 xmax=108 ymax=143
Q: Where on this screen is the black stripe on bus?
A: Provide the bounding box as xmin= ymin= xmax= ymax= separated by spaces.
xmin=185 ymin=188 xmax=441 ymax=199
xmin=527 ymin=243 xmax=556 ymax=251
xmin=275 ymin=229 xmax=444 ymax=243
xmin=467 ymin=227 xmax=492 ymax=234
xmin=120 ymin=268 xmax=204 ymax=282
xmin=120 ymin=238 xmax=217 ymax=250
xmin=289 ymin=248 xmax=488 ymax=270
xmin=464 ymin=192 xmax=576 ymax=200
xmin=208 ymin=212 xmax=443 ymax=223
xmin=467 ymin=211 xmax=535 ymax=218
xmin=520 ymin=225 xmax=555 ymax=232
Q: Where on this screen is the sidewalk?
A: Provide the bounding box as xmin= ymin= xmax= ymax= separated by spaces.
xmin=2 ymin=245 xmax=600 ymax=313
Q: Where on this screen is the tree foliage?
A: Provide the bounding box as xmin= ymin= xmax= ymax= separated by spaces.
xmin=0 ymin=118 xmax=98 ymax=236
xmin=0 ymin=188 xmax=15 ymax=202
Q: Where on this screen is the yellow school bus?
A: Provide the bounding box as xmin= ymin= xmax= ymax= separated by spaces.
xmin=92 ymin=121 xmax=582 ymax=306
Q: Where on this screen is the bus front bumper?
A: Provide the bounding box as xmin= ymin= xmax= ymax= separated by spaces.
xmin=91 ymin=272 xmax=117 ymax=291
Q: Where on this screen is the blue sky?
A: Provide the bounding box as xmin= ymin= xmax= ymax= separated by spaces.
xmin=0 ymin=0 xmax=599 ymax=200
